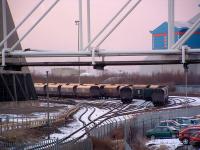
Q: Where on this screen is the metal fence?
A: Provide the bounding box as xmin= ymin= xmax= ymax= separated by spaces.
xmin=89 ymin=106 xmax=200 ymax=149
xmin=1 ymin=106 xmax=200 ymax=150
xmin=0 ymin=138 xmax=92 ymax=150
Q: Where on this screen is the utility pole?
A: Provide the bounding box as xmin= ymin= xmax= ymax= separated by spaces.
xmin=46 ymin=71 xmax=50 ymax=127
xmin=168 ymin=0 xmax=175 ymax=48
xmin=182 ymin=46 xmax=189 ymax=108
xmin=75 ymin=20 xmax=81 ymax=84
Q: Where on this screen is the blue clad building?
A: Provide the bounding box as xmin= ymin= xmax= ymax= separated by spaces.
xmin=151 ymin=13 xmax=200 ymax=50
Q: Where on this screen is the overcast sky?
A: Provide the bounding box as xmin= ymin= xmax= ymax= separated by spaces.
xmin=7 ymin=0 xmax=200 ymax=73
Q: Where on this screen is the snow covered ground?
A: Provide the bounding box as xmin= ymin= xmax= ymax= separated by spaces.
xmin=162 ymin=96 xmax=200 ymax=110
xmin=146 ymin=139 xmax=182 ymax=150
xmin=0 ymin=103 xmax=73 ymax=123
xmin=50 ymin=107 xmax=109 ymax=140
xmin=1 ymin=96 xmax=200 ymax=143
xmin=50 ymin=96 xmax=200 ymax=140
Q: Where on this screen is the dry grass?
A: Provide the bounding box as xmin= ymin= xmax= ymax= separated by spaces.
xmin=91 ymin=137 xmax=114 ymax=150
xmin=91 ymin=127 xmax=125 ymax=150
xmin=2 ymin=125 xmax=61 ymax=143
xmin=130 ymin=135 xmax=149 ymax=150
xmin=0 ymin=101 xmax=65 ymax=114
xmin=110 ymin=127 xmax=124 ymax=140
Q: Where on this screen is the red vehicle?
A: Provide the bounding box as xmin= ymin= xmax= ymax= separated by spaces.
xmin=179 ymin=126 xmax=200 ymax=145
xmin=190 ymin=131 xmax=200 ymax=146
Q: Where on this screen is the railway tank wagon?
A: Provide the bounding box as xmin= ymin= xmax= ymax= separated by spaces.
xmin=119 ymin=86 xmax=134 ymax=103
xmin=33 ymin=82 xmax=169 ymax=107
xmin=45 ymin=83 xmax=60 ymax=97
xmin=133 ymin=85 xmax=150 ymax=99
xmin=76 ymin=85 xmax=101 ymax=99
xmin=60 ymin=84 xmax=78 ymax=98
xmin=102 ymin=84 xmax=121 ymax=99
xmin=119 ymin=84 xmax=169 ymax=106
xmin=34 ymin=83 xmax=46 ymax=96
xmin=151 ymin=86 xmax=169 ymax=106
xmin=143 ymin=85 xmax=160 ymax=101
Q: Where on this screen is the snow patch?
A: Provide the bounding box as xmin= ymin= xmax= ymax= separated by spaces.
xmin=146 ymin=139 xmax=182 ymax=150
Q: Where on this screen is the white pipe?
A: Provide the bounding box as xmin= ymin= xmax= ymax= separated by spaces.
xmin=1 ymin=48 xmax=7 ymax=66
xmin=0 ymin=0 xmax=45 ymax=49
xmin=172 ymin=15 xmax=200 ymax=49
xmin=2 ymin=0 xmax=7 ymax=49
xmin=168 ymin=0 xmax=175 ymax=48
xmin=92 ymin=49 xmax=95 ymax=64
xmin=10 ymin=0 xmax=60 ymax=51
xmin=0 ymin=49 xmax=200 ymax=57
xmin=181 ymin=46 xmax=186 ymax=64
xmin=79 ymin=0 xmax=83 ymax=51
xmin=83 ymin=0 xmax=133 ymax=51
xmin=87 ymin=0 xmax=91 ymax=51
xmin=8 ymin=50 xmax=91 ymax=57
xmin=5 ymin=48 xmax=200 ymax=57
xmin=96 ymin=0 xmax=142 ymax=48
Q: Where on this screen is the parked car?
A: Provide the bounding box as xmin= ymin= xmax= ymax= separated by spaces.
xmin=191 ymin=119 xmax=200 ymax=125
xmin=190 ymin=131 xmax=200 ymax=146
xmin=179 ymin=126 xmax=200 ymax=145
xmin=172 ymin=117 xmax=200 ymax=126
xmin=146 ymin=126 xmax=179 ymax=139
xmin=159 ymin=120 xmax=187 ymax=130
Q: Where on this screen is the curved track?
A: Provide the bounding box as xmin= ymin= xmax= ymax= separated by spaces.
xmin=168 ymin=96 xmax=196 ymax=107
xmin=26 ymin=96 xmax=200 ymax=149
xmin=78 ymin=106 xmax=89 ymax=126
xmin=88 ymin=107 xmax=96 ymax=122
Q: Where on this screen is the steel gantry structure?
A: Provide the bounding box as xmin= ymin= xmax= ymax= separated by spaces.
xmin=1 ymin=0 xmax=200 ymax=70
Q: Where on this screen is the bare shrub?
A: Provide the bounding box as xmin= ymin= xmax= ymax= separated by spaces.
xmin=159 ymin=145 xmax=170 ymax=150
xmin=91 ymin=137 xmax=113 ymax=150
xmin=31 ymin=71 xmax=200 ymax=85
xmin=110 ymin=127 xmax=124 ymax=140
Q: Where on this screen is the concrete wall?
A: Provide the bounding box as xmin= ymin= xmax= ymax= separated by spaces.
xmin=176 ymin=85 xmax=200 ymax=94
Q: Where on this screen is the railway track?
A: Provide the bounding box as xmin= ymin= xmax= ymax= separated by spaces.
xmin=68 ymin=101 xmax=154 ymax=143
xmin=26 ymin=104 xmax=125 ymax=150
xmin=168 ymin=96 xmax=196 ymax=107
xmin=88 ymin=107 xmax=96 ymax=123
xmin=20 ymin=96 xmax=200 ymax=149
xmin=78 ymin=106 xmax=89 ymax=126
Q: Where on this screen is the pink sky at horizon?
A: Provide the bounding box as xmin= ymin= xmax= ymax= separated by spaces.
xmin=7 ymin=0 xmax=200 ymax=73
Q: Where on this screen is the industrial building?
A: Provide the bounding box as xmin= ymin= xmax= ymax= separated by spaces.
xmin=0 ymin=1 xmax=36 ymax=101
xmin=151 ymin=13 xmax=200 ymax=50
xmin=140 ymin=13 xmax=200 ymax=75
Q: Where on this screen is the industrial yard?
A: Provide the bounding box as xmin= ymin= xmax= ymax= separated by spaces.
xmin=0 ymin=95 xmax=200 ymax=150
xmin=1 ymin=0 xmax=200 ymax=150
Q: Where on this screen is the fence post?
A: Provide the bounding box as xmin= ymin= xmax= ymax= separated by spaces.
xmin=142 ymin=119 xmax=145 ymax=136
xmin=56 ymin=138 xmax=59 ymax=150
xmin=124 ymin=118 xmax=127 ymax=147
xmin=22 ymin=116 xmax=23 ymax=128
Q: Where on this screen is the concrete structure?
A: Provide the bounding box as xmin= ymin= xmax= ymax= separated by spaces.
xmin=0 ymin=1 xmax=36 ymax=101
